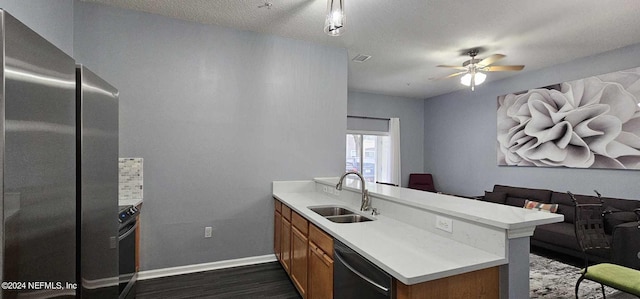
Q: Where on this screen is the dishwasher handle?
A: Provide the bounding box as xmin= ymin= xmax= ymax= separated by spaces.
xmin=334 ymin=250 xmax=390 ymax=293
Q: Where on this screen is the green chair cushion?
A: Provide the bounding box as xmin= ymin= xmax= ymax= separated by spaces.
xmin=583 ymin=263 xmax=640 ymax=295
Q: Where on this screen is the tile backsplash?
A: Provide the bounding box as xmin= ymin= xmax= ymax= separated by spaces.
xmin=119 ymin=158 xmax=143 ymax=200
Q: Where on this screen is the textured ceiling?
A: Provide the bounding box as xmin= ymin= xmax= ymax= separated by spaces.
xmin=82 ymin=0 xmax=640 ymax=99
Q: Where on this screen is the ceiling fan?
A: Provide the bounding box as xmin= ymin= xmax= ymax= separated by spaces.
xmin=433 ymin=49 xmax=525 ymax=91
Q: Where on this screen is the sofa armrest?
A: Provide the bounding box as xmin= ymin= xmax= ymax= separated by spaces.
xmin=611 ymin=222 xmax=640 ymax=269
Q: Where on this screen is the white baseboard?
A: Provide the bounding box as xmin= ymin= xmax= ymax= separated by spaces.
xmin=137 ymin=254 xmax=278 ymax=281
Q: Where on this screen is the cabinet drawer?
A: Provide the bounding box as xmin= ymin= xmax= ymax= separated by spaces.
xmin=291 ymin=211 xmax=308 ymax=236
xmin=309 ymin=224 xmax=333 ymax=259
xmin=282 ymin=205 xmax=291 ymax=221
xmin=274 ymin=199 xmax=282 ymax=213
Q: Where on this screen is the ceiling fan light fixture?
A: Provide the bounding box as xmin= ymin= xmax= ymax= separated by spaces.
xmin=475 ymin=72 xmax=487 ymax=85
xmin=460 ymin=72 xmax=486 ymax=86
xmin=324 ymin=0 xmax=345 ymax=36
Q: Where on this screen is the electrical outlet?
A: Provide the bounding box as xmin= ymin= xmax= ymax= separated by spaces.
xmin=204 ymin=226 xmax=212 ymax=238
xmin=435 ymin=216 xmax=453 ymax=233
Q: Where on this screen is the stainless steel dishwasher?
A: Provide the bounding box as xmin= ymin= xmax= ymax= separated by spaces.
xmin=334 ymin=240 xmax=393 ymax=299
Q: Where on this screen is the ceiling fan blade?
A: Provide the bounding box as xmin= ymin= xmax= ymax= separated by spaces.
xmin=484 ymin=65 xmax=525 ymax=72
xmin=436 ymin=65 xmax=467 ymax=70
xmin=429 ymin=71 xmax=467 ymax=80
xmin=477 ymin=54 xmax=505 ymax=67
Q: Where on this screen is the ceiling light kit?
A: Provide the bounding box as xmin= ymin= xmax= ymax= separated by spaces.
xmin=324 ymin=0 xmax=345 ymax=36
xmin=434 ymin=49 xmax=525 ymax=91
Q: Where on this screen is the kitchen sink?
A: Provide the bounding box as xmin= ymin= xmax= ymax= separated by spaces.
xmin=309 ymin=206 xmax=357 ymax=217
xmin=308 ymin=205 xmax=375 ymax=223
xmin=326 ymin=214 xmax=374 ymax=223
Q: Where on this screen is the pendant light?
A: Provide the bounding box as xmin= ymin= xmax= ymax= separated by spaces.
xmin=324 ymin=0 xmax=345 ymax=36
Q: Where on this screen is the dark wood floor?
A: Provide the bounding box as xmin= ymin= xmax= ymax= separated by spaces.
xmin=136 ymin=262 xmax=302 ymax=299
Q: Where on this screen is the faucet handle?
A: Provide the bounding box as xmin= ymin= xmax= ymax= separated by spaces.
xmin=371 ymin=208 xmax=379 ymax=216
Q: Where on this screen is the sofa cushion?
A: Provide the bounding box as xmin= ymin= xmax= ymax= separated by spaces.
xmin=524 ymin=200 xmax=559 ymax=213
xmin=483 ymin=191 xmax=507 ymax=204
xmin=602 ymin=197 xmax=640 ymax=212
xmin=533 ymin=222 xmax=581 ymax=251
xmin=534 ymin=222 xmax=612 ymax=258
xmin=493 ymin=185 xmax=552 ymax=203
xmin=505 ymin=196 xmax=528 ymax=208
xmin=603 ymin=207 xmax=638 ymax=235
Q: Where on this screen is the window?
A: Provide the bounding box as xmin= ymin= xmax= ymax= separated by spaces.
xmin=345 ymin=133 xmax=391 ymax=183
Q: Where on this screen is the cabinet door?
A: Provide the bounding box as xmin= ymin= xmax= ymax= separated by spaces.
xmin=135 ymin=214 xmax=140 ymax=272
xmin=291 ymin=227 xmax=308 ymax=296
xmin=308 ymin=241 xmax=333 ymax=299
xmin=281 ymin=218 xmax=292 ymax=274
xmin=274 ymin=209 xmax=282 ymax=261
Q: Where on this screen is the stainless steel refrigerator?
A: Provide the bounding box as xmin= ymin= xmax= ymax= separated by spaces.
xmin=76 ymin=65 xmax=119 ymax=298
xmin=1 ymin=9 xmax=78 ymax=298
xmin=0 ymin=10 xmax=119 ymax=299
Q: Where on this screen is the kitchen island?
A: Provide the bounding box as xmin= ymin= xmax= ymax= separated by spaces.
xmin=273 ymin=177 xmax=563 ymax=298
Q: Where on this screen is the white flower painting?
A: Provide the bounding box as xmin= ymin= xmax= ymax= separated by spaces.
xmin=497 ymin=67 xmax=640 ymax=169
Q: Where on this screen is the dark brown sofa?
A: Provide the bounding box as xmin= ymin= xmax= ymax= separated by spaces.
xmin=481 ymin=184 xmax=640 ymax=269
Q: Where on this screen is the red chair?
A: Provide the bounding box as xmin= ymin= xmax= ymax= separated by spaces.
xmin=408 ymin=173 xmax=436 ymax=192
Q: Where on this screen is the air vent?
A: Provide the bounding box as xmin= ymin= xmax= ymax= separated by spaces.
xmin=352 ymin=54 xmax=372 ymax=63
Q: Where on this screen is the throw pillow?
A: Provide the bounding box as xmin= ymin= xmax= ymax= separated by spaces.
xmin=602 ymin=206 xmax=638 ymax=234
xmin=524 ymin=200 xmax=559 ymax=213
xmin=483 ymin=191 xmax=507 ymax=204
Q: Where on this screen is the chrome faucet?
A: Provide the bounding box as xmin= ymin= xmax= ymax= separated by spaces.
xmin=336 ymin=171 xmax=371 ymax=211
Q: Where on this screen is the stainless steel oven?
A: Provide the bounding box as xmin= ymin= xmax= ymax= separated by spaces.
xmin=119 ymin=205 xmax=139 ymax=299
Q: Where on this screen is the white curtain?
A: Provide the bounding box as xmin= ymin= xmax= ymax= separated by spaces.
xmin=389 ymin=118 xmax=402 ymax=186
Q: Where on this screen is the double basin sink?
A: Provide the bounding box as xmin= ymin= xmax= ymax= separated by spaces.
xmin=308 ymin=206 xmax=374 ymax=223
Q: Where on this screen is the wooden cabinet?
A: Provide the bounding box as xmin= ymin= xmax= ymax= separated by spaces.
xmin=277 ymin=200 xmax=292 ymax=273
xmin=308 ymin=224 xmax=333 ymax=299
xmin=273 ymin=200 xmax=334 ymax=299
xmin=135 ymin=214 xmax=141 ymax=272
xmin=290 ymin=212 xmax=309 ymax=296
xmin=395 ymin=266 xmax=499 ymax=299
xmin=135 ymin=202 xmax=143 ymax=272
xmin=274 ymin=202 xmax=282 ymax=261
xmin=281 ymin=217 xmax=292 ymax=274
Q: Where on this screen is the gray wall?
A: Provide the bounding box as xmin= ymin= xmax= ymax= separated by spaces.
xmin=424 ymin=43 xmax=640 ymax=199
xmin=74 ymin=2 xmax=347 ymax=271
xmin=0 ymin=0 xmax=73 ymax=56
xmin=348 ymin=91 xmax=424 ymax=187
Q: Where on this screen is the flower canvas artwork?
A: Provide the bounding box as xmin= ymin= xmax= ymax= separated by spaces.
xmin=497 ymin=67 xmax=640 ymax=169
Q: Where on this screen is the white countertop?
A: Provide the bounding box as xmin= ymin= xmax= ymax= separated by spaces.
xmin=273 ymin=187 xmax=506 ymax=285
xmin=314 ymin=177 xmax=563 ymax=230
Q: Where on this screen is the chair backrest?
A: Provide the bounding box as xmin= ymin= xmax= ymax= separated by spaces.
xmin=569 ymin=191 xmax=611 ymax=253
xmin=408 ymin=173 xmax=436 ymax=192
